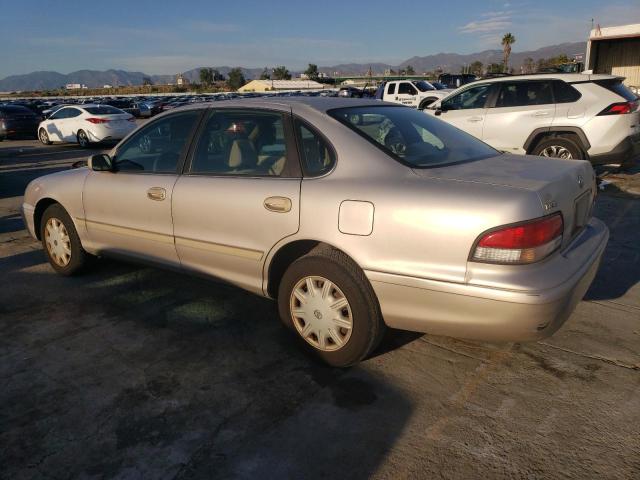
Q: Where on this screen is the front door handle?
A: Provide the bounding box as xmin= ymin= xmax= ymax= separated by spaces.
xmin=264 ymin=196 xmax=292 ymax=213
xmin=147 ymin=187 xmax=166 ymax=201
xmin=533 ymin=111 xmax=550 ymax=117
xmin=467 ymin=116 xmax=483 ymax=123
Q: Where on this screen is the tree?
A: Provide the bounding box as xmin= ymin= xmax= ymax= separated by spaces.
xmin=142 ymin=77 xmax=153 ymax=86
xmin=199 ymin=68 xmax=214 ymax=86
xmin=501 ymin=32 xmax=516 ymax=73
xmin=212 ymin=69 xmax=225 ymax=82
xmin=487 ymin=63 xmax=503 ymax=74
xmin=304 ymin=63 xmax=319 ymax=80
xmin=405 ymin=65 xmax=415 ymax=75
xmin=272 ymin=66 xmax=291 ymax=80
xmin=259 ymin=67 xmax=271 ymax=80
xmin=227 ymin=68 xmax=246 ymax=90
xmin=469 ymin=61 xmax=483 ymax=76
xmin=522 ymin=57 xmax=535 ymax=74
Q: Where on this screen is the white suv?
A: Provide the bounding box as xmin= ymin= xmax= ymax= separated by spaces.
xmin=426 ymin=74 xmax=640 ymax=168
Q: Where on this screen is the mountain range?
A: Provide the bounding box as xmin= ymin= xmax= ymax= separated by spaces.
xmin=0 ymin=42 xmax=586 ymax=91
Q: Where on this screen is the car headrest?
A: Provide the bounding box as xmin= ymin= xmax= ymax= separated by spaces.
xmin=228 ymin=139 xmax=257 ymax=169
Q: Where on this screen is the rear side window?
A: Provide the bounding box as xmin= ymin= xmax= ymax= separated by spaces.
xmin=398 ymin=83 xmax=417 ymax=95
xmin=495 ymin=81 xmax=553 ymax=107
xmin=594 ymin=80 xmax=638 ymax=101
xmin=387 ymin=83 xmax=396 ymax=95
xmin=552 ymin=81 xmax=581 ymax=103
xmin=295 ymin=120 xmax=336 ymax=177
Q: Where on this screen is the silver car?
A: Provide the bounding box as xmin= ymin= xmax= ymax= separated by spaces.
xmin=22 ymin=98 xmax=609 ymax=367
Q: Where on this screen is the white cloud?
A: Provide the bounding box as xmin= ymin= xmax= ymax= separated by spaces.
xmin=459 ymin=15 xmax=512 ymax=34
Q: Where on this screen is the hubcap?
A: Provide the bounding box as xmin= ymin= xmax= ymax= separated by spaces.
xmin=540 ymin=145 xmax=573 ymax=159
xmin=44 ymin=217 xmax=71 ymax=267
xmin=79 ymin=132 xmax=87 ymax=146
xmin=40 ymin=130 xmax=48 ymax=143
xmin=289 ymin=276 xmax=353 ymax=352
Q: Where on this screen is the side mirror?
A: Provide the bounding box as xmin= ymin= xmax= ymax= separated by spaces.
xmin=434 ymin=108 xmax=443 ymax=116
xmin=88 ymin=153 xmax=113 ymax=171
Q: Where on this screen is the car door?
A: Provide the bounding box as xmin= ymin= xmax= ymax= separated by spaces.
xmin=45 ymin=108 xmax=69 ymax=141
xmin=82 ymin=109 xmax=202 ymax=265
xmin=396 ymin=82 xmax=419 ymax=107
xmin=482 ymin=80 xmax=555 ymax=153
xmin=436 ymin=83 xmax=494 ymax=139
xmin=59 ymin=107 xmax=83 ymax=141
xmin=172 ymin=107 xmax=301 ymax=295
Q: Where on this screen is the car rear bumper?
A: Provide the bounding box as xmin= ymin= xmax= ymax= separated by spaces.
xmin=366 ymin=217 xmax=609 ymax=342
xmin=589 ymin=133 xmax=640 ymax=167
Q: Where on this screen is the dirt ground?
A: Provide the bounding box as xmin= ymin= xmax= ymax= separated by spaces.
xmin=1 ymin=140 xmax=639 ymax=479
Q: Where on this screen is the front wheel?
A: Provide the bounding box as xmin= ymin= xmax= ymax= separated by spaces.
xmin=278 ymin=246 xmax=385 ymax=367
xmin=40 ymin=204 xmax=91 ymax=275
xmin=77 ymin=130 xmax=90 ymax=148
xmin=419 ymin=97 xmax=438 ymax=110
xmin=39 ymin=128 xmax=51 ymax=145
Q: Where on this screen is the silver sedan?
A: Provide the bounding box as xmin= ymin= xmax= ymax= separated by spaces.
xmin=22 ymin=98 xmax=609 ymax=366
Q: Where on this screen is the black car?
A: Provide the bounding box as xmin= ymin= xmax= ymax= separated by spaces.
xmin=0 ymin=105 xmax=40 ymax=141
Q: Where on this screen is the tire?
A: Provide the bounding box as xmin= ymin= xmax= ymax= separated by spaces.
xmin=40 ymin=204 xmax=91 ymax=276
xmin=77 ymin=130 xmax=90 ymax=148
xmin=419 ymin=97 xmax=438 ymax=110
xmin=39 ymin=128 xmax=51 ymax=145
xmin=531 ymin=136 xmax=584 ymax=160
xmin=278 ymin=245 xmax=385 ymax=367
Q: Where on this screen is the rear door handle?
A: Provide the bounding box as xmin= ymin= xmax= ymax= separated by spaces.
xmin=147 ymin=187 xmax=166 ymax=201
xmin=264 ymin=196 xmax=292 ymax=213
xmin=467 ymin=116 xmax=483 ymax=123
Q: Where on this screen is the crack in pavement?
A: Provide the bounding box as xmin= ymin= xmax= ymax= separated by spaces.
xmin=538 ymin=342 xmax=640 ymax=371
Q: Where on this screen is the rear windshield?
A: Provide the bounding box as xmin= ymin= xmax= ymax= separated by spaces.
xmin=595 ymin=80 xmax=638 ymax=101
xmin=84 ymin=106 xmax=125 ymax=115
xmin=329 ymin=105 xmax=497 ymax=168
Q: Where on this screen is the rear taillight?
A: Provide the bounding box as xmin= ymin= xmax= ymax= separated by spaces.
xmin=597 ymin=101 xmax=638 ymax=115
xmin=471 ymin=213 xmax=563 ymax=264
xmin=86 ymin=117 xmax=109 ymax=124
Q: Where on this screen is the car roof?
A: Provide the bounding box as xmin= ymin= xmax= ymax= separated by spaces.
xmin=474 ymin=73 xmax=621 ymax=84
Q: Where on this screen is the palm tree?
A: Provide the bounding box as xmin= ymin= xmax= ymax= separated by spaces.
xmin=501 ymin=33 xmax=516 ymax=73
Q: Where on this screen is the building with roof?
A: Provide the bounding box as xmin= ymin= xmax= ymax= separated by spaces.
xmin=238 ymin=79 xmax=325 ymax=93
xmin=586 ymin=23 xmax=640 ymax=89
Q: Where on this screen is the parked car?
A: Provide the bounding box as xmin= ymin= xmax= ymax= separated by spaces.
xmin=0 ymin=105 xmax=40 ymax=140
xmin=22 ymin=98 xmax=608 ymax=366
xmin=438 ymin=73 xmax=478 ymax=88
xmin=427 ymin=73 xmax=640 ymax=167
xmin=374 ymin=80 xmax=453 ymax=109
xmin=38 ymin=104 xmax=136 ymax=147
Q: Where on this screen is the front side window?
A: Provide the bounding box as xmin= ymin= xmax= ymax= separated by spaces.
xmin=190 ymin=109 xmax=288 ymax=176
xmin=398 ymin=83 xmax=417 ymax=95
xmin=295 ymin=120 xmax=336 ymax=176
xmin=114 ymin=111 xmax=200 ymax=173
xmin=495 ymin=81 xmax=553 ymax=107
xmin=330 ymin=106 xmax=497 ymax=168
xmin=442 ymin=84 xmax=492 ymax=110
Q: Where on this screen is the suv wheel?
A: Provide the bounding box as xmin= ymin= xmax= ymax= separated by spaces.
xmin=278 ymin=246 xmax=385 ymax=367
xmin=532 ymin=136 xmax=583 ymax=160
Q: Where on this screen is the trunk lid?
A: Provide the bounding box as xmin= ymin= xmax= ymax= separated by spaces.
xmin=412 ymin=154 xmax=597 ymax=248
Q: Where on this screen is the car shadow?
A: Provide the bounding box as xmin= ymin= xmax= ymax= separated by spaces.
xmin=0 ymin=213 xmax=24 ymax=234
xmin=0 ymin=256 xmax=414 ymax=479
xmin=584 ymin=194 xmax=640 ymax=301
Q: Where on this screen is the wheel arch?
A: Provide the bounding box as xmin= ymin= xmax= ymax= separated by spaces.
xmin=33 ymin=197 xmax=60 ymax=240
xmin=265 ymin=239 xmax=361 ymax=299
xmin=524 ymin=127 xmax=591 ymax=156
xmin=419 ymin=97 xmax=439 ymax=109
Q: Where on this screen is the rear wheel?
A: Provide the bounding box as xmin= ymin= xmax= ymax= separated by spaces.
xmin=278 ymin=246 xmax=385 ymax=367
xmin=77 ymin=130 xmax=90 ymax=148
xmin=39 ymin=128 xmax=51 ymax=145
xmin=531 ymin=136 xmax=584 ymax=160
xmin=40 ymin=204 xmax=91 ymax=276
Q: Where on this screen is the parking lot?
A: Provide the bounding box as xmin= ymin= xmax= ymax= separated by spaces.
xmin=1 ymin=138 xmax=639 ymax=479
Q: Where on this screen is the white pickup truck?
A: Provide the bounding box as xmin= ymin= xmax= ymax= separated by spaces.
xmin=374 ymin=80 xmax=453 ymax=109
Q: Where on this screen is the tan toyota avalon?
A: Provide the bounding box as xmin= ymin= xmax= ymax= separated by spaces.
xmin=22 ymin=98 xmax=609 ymax=366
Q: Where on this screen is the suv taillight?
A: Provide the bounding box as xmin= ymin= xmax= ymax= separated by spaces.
xmin=597 ymin=101 xmax=638 ymax=115
xmin=471 ymin=213 xmax=563 ymax=264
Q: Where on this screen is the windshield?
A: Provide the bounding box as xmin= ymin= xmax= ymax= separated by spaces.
xmin=329 ymin=106 xmax=497 ymax=168
xmin=412 ymin=81 xmax=435 ymax=92
xmin=432 ymin=82 xmax=448 ymax=90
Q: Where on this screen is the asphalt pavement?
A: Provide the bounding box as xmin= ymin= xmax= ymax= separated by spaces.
xmin=1 ymin=139 xmax=639 ymax=480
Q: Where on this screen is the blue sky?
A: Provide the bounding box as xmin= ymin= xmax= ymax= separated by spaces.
xmin=0 ymin=0 xmax=639 ymax=77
